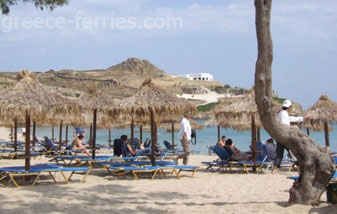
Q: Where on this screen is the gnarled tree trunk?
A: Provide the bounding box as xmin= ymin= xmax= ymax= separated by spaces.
xmin=254 ymin=0 xmax=335 ymax=205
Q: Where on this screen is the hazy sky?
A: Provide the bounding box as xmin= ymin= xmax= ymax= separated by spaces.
xmin=0 ymin=0 xmax=336 ymax=109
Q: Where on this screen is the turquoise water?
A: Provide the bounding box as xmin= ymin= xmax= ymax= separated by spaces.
xmin=35 ymin=121 xmax=337 ymax=154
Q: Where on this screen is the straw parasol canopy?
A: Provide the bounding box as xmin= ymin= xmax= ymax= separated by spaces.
xmin=116 ymin=79 xmax=196 ymax=122
xmin=115 ymin=79 xmax=197 ymax=165
xmin=0 ymin=70 xmax=80 ymax=123
xmin=77 ymin=87 xmax=120 ymax=158
xmin=304 ymin=95 xmax=337 ymax=130
xmin=304 ymin=94 xmax=337 ymax=151
xmin=0 ymin=70 xmax=80 ymax=170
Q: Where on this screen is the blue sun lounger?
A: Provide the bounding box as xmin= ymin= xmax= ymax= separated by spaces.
xmin=289 ymin=172 xmax=337 ymax=182
xmin=0 ymin=164 xmax=92 ymax=187
xmin=106 ymin=164 xmax=198 ymax=180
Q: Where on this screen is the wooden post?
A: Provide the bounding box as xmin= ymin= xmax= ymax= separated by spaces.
xmin=65 ymin=125 xmax=68 ymax=147
xmin=92 ymin=109 xmax=97 ymax=159
xmin=89 ymin=123 xmax=93 ymax=142
xmin=150 ymin=109 xmax=156 ymax=166
xmin=14 ymin=118 xmax=17 ymax=153
xmin=25 ymin=110 xmax=31 ymax=171
xmin=131 ymin=119 xmax=134 ymax=144
xmin=140 ymin=126 xmax=143 ymax=144
xmin=251 ymin=114 xmax=257 ymax=172
xmin=171 ymin=122 xmax=175 ymax=150
xmin=217 ymin=125 xmax=220 ymax=142
xmin=108 ymin=129 xmax=112 ymax=147
xmin=51 ymin=126 xmax=54 ymax=142
xmin=58 ymin=121 xmax=63 ymax=150
xmin=324 ymin=120 xmax=330 ymax=154
xmin=32 ymin=120 xmax=36 ymax=147
xmin=10 ymin=127 xmax=13 ymax=142
xmin=257 ymin=127 xmax=261 ymax=142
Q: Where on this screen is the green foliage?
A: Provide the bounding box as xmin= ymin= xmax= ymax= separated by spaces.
xmin=1 ymin=0 xmax=68 ymax=15
xmin=273 ymin=97 xmax=286 ymax=104
xmin=62 ymin=92 xmax=70 ymax=97
xmin=197 ymin=102 xmax=220 ymax=112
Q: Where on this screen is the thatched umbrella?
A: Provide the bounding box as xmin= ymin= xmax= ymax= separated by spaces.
xmin=0 ymin=70 xmax=80 ymax=171
xmin=304 ymin=95 xmax=337 ymax=152
xmin=115 ymin=79 xmax=196 ymax=165
xmin=78 ymin=88 xmax=119 ymax=159
xmin=215 ymin=89 xmax=280 ymax=164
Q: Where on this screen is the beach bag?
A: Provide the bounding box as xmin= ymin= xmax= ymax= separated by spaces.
xmin=190 ymin=130 xmax=196 ymax=145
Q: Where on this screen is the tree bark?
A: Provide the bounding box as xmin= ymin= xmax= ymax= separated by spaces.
xmin=254 ymin=0 xmax=334 ymax=205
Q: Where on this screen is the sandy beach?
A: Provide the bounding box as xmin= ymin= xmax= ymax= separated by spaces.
xmin=0 ymin=154 xmax=336 ymax=214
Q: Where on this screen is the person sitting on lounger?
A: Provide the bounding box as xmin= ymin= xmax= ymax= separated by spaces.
xmin=121 ymin=135 xmax=151 ymax=157
xmin=72 ymin=134 xmax=90 ymax=156
xmin=224 ymin=139 xmax=250 ymax=161
xmin=217 ymin=136 xmax=226 ymax=148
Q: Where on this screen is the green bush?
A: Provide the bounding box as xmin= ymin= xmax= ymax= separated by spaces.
xmin=273 ymin=97 xmax=286 ymax=104
xmin=197 ymin=102 xmax=220 ymax=112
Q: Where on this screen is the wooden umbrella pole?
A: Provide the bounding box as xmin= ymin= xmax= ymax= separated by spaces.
xmin=108 ymin=129 xmax=112 ymax=147
xmin=251 ymin=114 xmax=257 ymax=172
xmin=58 ymin=121 xmax=63 ymax=150
xmin=25 ymin=110 xmax=31 ymax=172
xmin=10 ymin=127 xmax=13 ymax=142
xmin=131 ymin=119 xmax=134 ymax=143
xmin=140 ymin=125 xmax=143 ymax=144
xmin=32 ymin=120 xmax=36 ymax=147
xmin=171 ymin=122 xmax=175 ymax=150
xmin=65 ymin=125 xmax=68 ymax=147
xmin=52 ymin=126 xmax=54 ymax=142
xmin=324 ymin=120 xmax=330 ymax=154
xmin=150 ymin=109 xmax=156 ymax=166
xmin=89 ymin=123 xmax=93 ymax=142
xmin=217 ymin=125 xmax=220 ymax=142
xmin=257 ymin=127 xmax=261 ymax=142
xmin=92 ymin=109 xmax=97 ymax=159
xmin=14 ymin=118 xmax=18 ymax=153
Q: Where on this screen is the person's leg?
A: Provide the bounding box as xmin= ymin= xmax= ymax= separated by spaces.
xmin=272 ymin=142 xmax=284 ymax=174
xmin=136 ymin=148 xmax=151 ymax=156
xmin=182 ymin=140 xmax=191 ymax=165
xmin=274 ymin=142 xmax=284 ymax=168
xmin=175 ymin=140 xmax=187 ymax=164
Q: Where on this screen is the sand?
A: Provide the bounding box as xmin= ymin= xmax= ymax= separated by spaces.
xmin=0 ymin=154 xmax=336 ymax=214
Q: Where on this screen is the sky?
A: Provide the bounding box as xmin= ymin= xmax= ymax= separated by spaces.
xmin=0 ymin=0 xmax=336 ymax=109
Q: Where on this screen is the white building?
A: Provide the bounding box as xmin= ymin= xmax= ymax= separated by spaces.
xmin=180 ymin=73 xmax=214 ymax=81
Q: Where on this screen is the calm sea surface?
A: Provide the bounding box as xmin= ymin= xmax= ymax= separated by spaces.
xmin=35 ymin=121 xmax=337 ymax=154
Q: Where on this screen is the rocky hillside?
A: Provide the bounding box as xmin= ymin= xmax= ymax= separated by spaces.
xmin=0 ymin=58 xmax=235 ymax=99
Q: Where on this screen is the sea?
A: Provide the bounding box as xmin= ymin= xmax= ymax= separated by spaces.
xmin=33 ymin=120 xmax=337 ymax=154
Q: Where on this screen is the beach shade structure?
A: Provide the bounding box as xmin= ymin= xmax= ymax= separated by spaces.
xmin=77 ymin=88 xmax=119 ymax=159
xmin=114 ymin=79 xmax=197 ymax=165
xmin=0 ymin=70 xmax=80 ymax=171
xmin=304 ymin=95 xmax=337 ymax=153
xmin=214 ymin=89 xmax=280 ymax=164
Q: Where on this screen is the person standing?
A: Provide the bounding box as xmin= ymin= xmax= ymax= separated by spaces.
xmin=175 ymin=113 xmax=192 ymax=165
xmin=272 ymin=99 xmax=308 ymax=174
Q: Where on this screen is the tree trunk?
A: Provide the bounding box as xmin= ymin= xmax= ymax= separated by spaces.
xmin=254 ymin=0 xmax=334 ymax=205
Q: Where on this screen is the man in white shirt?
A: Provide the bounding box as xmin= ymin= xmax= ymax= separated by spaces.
xmin=175 ymin=113 xmax=192 ymax=165
xmin=272 ymin=99 xmax=307 ymax=174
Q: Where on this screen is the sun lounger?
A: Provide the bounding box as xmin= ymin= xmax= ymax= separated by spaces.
xmin=289 ymin=171 xmax=337 ymax=182
xmin=106 ymin=165 xmax=198 ymax=180
xmin=0 ymin=164 xmax=92 ymax=187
